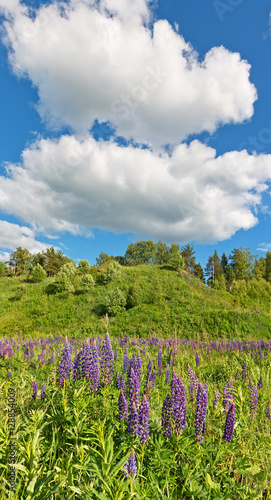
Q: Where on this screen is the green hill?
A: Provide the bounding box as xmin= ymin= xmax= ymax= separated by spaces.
xmin=0 ymin=265 xmax=270 ymax=339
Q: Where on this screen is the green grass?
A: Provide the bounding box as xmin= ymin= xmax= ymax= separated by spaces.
xmin=0 ymin=266 xmax=270 ymax=339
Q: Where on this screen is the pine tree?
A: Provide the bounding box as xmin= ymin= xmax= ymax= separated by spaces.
xmin=204 ymin=250 xmax=223 ymax=286
xmin=181 ymin=244 xmax=196 ymax=272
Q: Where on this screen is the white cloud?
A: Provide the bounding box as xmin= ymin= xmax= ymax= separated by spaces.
xmin=0 ymin=0 xmax=257 ymax=148
xmin=0 ymin=220 xmax=54 ymax=256
xmin=0 ymin=136 xmax=271 ymax=243
xmin=257 ymin=243 xmax=271 ymax=252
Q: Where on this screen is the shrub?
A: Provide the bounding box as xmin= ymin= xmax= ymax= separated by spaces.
xmin=79 ymin=274 xmax=95 ymax=293
xmin=169 ymin=253 xmax=185 ymax=272
xmin=103 ymin=288 xmax=126 ymax=316
xmin=77 ymin=259 xmax=90 ymax=275
xmin=102 ymin=261 xmax=122 ymax=284
xmin=52 ymin=270 xmax=75 ymax=294
xmin=60 ymin=262 xmax=77 ymax=280
xmin=126 ymin=283 xmax=141 ymax=308
xmin=32 ymin=263 xmax=47 ymax=283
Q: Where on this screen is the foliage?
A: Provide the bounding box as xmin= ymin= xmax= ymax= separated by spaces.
xmin=77 ymin=259 xmax=90 ymax=275
xmin=31 ymin=264 xmax=47 ymax=283
xmin=0 ymin=262 xmax=7 ymax=275
xmin=126 ymin=283 xmax=142 ymax=309
xmin=169 ymin=252 xmax=185 ymax=272
xmin=102 ymin=261 xmax=122 ymax=284
xmin=79 ymin=274 xmax=95 ymax=293
xmin=51 ymin=270 xmax=75 ymax=294
xmin=103 ymin=288 xmax=126 ymax=316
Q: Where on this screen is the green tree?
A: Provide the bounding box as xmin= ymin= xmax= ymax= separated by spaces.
xmin=221 ymin=253 xmax=228 ymax=277
xmin=8 ymin=247 xmax=32 ymax=274
xmin=103 ymin=288 xmax=126 ymax=316
xmin=77 ymin=259 xmax=90 ymax=275
xmin=204 ymin=250 xmax=223 ymax=286
xmin=265 ymin=252 xmax=271 ymax=282
xmin=125 ymin=241 xmax=156 ymax=266
xmin=102 ymin=261 xmax=122 ymax=284
xmin=193 ymin=263 xmax=205 ymax=282
xmin=79 ymin=274 xmax=95 ymax=293
xmin=32 ymin=263 xmax=47 ymax=283
xmin=0 ymin=261 xmax=7 ymax=275
xmin=31 ymin=251 xmax=46 ymax=270
xmin=44 ymin=247 xmax=69 ymax=276
xmin=61 ymin=262 xmax=77 ymax=280
xmin=229 ymin=247 xmax=254 ymax=281
xmin=96 ymin=252 xmax=114 ymax=267
xmin=126 ymin=283 xmax=142 ymax=308
xmin=181 ymin=243 xmax=196 ymax=272
xmin=52 ymin=270 xmax=75 ymax=294
xmin=169 ymin=252 xmax=185 ymax=272
xmin=252 ymin=257 xmax=266 ymax=280
xmin=154 ymin=241 xmax=170 ymax=265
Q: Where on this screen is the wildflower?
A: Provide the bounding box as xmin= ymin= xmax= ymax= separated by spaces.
xmin=145 ymin=359 xmax=152 ymax=388
xmin=242 ymin=362 xmax=247 ymax=382
xmin=41 ymin=384 xmax=46 ymax=401
xmin=158 ymin=351 xmax=162 ymax=377
xmin=266 ymin=400 xmax=271 ymax=419
xmin=223 ymin=379 xmax=235 ymax=411
xmin=118 ymin=391 xmax=128 ymax=421
xmin=8 ymin=370 xmax=12 ymax=378
xmin=161 ymin=394 xmax=172 ymax=438
xmin=72 ymin=350 xmax=82 ymax=380
xmin=59 ymin=342 xmax=72 ymax=385
xmin=100 ymin=333 xmax=114 ymax=386
xmin=135 ymin=352 xmax=142 ymax=381
xmin=250 ymin=385 xmax=258 ymax=419
xmin=128 ymin=402 xmax=138 ymax=436
xmin=195 ymin=384 xmax=208 ymax=444
xmin=235 ymin=370 xmax=239 ymax=380
xmin=223 ymin=403 xmax=236 ymax=442
xmin=165 ymin=363 xmax=170 ymax=384
xmin=151 ymin=366 xmax=157 ymax=388
xmin=123 ymin=345 xmax=129 ymax=374
xmin=171 ymin=375 xmax=187 ymax=436
xmin=188 ymin=365 xmax=198 ymax=403
xmin=138 ymin=395 xmax=150 ymax=445
xmin=124 ymin=449 xmax=137 ymax=477
xmin=32 ymin=380 xmax=38 ymax=400
xmin=129 ymin=368 xmax=139 ymax=409
xmin=258 ymin=376 xmax=263 ymax=389
xmin=195 ymin=352 xmax=200 ymax=367
xmin=49 ymin=352 xmax=55 ymax=364
xmin=213 ymin=389 xmax=220 ymax=410
xmin=89 ymin=342 xmax=100 ymax=393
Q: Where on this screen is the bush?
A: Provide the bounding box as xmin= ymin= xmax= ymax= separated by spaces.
xmin=102 ymin=261 xmax=122 ymax=284
xmin=169 ymin=253 xmax=185 ymax=272
xmin=32 ymin=263 xmax=47 ymax=283
xmin=60 ymin=262 xmax=77 ymax=280
xmin=126 ymin=283 xmax=141 ymax=308
xmin=52 ymin=270 xmax=75 ymax=294
xmin=103 ymin=288 xmax=126 ymax=316
xmin=79 ymin=274 xmax=95 ymax=293
xmin=77 ymin=259 xmax=90 ymax=275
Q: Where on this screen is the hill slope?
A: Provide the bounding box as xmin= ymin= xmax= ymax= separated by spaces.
xmin=0 ymin=265 xmax=270 ymax=339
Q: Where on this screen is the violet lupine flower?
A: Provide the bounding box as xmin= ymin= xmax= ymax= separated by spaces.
xmin=158 ymin=351 xmax=162 ymax=377
xmin=138 ymin=395 xmax=150 ymax=445
xmin=213 ymin=389 xmax=220 ymax=410
xmin=41 ymin=347 xmax=46 ymax=365
xmin=50 ymin=352 xmax=55 ymax=364
xmin=249 ymin=379 xmax=253 ymax=389
xmin=32 ymin=380 xmax=38 ymax=400
xmin=118 ymin=391 xmax=128 ymax=421
xmin=100 ymin=333 xmax=114 ymax=386
xmin=8 ymin=370 xmax=12 ymax=377
xmin=223 ymin=380 xmax=235 ymax=411
xmin=258 ymin=376 xmax=263 ymax=389
xmin=123 ymin=346 xmax=129 ymax=374
xmin=151 ymin=366 xmax=157 ymax=388
xmin=235 ymin=370 xmax=239 ymax=380
xmin=266 ymin=400 xmax=271 ymax=419
xmin=135 ymin=352 xmax=142 ymax=381
xmin=195 ymin=384 xmax=208 ymax=444
xmin=82 ymin=342 xmax=91 ymax=380
xmin=161 ymin=394 xmax=172 ymax=438
xmin=188 ymin=365 xmax=198 ymax=403
xmin=59 ymin=342 xmax=72 ymax=385
xmin=116 ymin=373 xmax=126 ymax=396
xmin=114 ymin=349 xmax=118 ymax=361
xmin=41 ymin=384 xmax=46 ymax=401
xmin=72 ymin=351 xmax=82 ymax=380
xmin=124 ymin=449 xmax=137 ymax=477
xmin=195 ymin=352 xmax=200 ymax=367
xmin=242 ymin=362 xmax=247 ymax=382
xmin=89 ymin=342 xmax=100 ymax=393
xmin=223 ymin=403 xmax=235 ymax=442
xmin=165 ymin=364 xmax=170 ymax=384
xmin=129 ymin=368 xmax=139 ymax=410
xmin=171 ymin=375 xmax=187 ymax=436
xmin=3 ymin=345 xmax=14 ymax=358
xmin=128 ymin=402 xmax=139 ymax=436
xmin=145 ymin=359 xmax=152 ymax=388
xmin=250 ymin=385 xmax=258 ymax=419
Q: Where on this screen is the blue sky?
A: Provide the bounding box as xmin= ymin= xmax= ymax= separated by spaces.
xmin=0 ymin=0 xmax=271 ymax=268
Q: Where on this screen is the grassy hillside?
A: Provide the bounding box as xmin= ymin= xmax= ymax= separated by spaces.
xmin=0 ymin=265 xmax=270 ymax=339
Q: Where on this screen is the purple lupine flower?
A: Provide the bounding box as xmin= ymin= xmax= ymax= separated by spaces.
xmin=223 ymin=379 xmax=235 ymax=411
xmin=195 ymin=384 xmax=208 ymax=444
xmin=145 ymin=359 xmax=152 ymax=388
xmin=3 ymin=345 xmax=14 ymax=358
xmin=223 ymin=403 xmax=235 ymax=442
xmin=41 ymin=347 xmax=46 ymax=365
xmin=171 ymin=375 xmax=187 ymax=436
xmin=118 ymin=391 xmax=128 ymax=421
xmin=235 ymin=370 xmax=239 ymax=380
xmin=82 ymin=342 xmax=91 ymax=380
xmin=124 ymin=449 xmax=137 ymax=477
xmin=41 ymin=384 xmax=46 ymax=401
xmin=195 ymin=352 xmax=200 ymax=367
xmin=114 ymin=349 xmax=118 ymax=361
xmin=151 ymin=366 xmax=157 ymax=388
xmin=250 ymin=385 xmax=258 ymax=419
xmin=266 ymin=400 xmax=271 ymax=419
xmin=242 ymin=362 xmax=247 ymax=382
xmin=8 ymin=370 xmax=12 ymax=377
xmin=258 ymin=376 xmax=263 ymax=389
xmin=59 ymin=342 xmax=72 ymax=385
xmin=161 ymin=394 xmax=172 ymax=438
xmin=188 ymin=365 xmax=198 ymax=403
xmin=248 ymin=379 xmax=252 ymax=389
xmin=129 ymin=368 xmax=139 ymax=410
xmin=72 ymin=351 xmax=82 ymax=380
xmin=169 ymin=356 xmax=173 ymax=367
xmin=138 ymin=395 xmax=150 ymax=444
xmin=128 ymin=402 xmax=138 ymax=436
xmin=50 ymin=352 xmax=55 ymax=364
xmin=259 ymin=349 xmax=263 ymax=360
xmin=213 ymin=389 xmax=220 ymax=410
xmin=158 ymin=351 xmax=162 ymax=377
xmin=116 ymin=373 xmax=126 ymax=396
xmin=135 ymin=352 xmax=142 ymax=382
xmin=32 ymin=380 xmax=38 ymax=400
xmin=89 ymin=341 xmax=100 ymax=393
xmin=100 ymin=333 xmax=114 ymax=386
xmin=165 ymin=364 xmax=170 ymax=384
xmin=123 ymin=346 xmax=129 ymax=374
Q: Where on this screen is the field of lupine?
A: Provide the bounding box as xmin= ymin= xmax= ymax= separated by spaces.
xmin=1 ymin=329 xmax=271 ymax=499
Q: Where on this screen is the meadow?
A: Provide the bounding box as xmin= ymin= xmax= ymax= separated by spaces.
xmin=1 ymin=328 xmax=271 ymax=499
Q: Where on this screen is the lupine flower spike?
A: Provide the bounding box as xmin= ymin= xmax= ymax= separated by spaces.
xmin=138 ymin=395 xmax=150 ymax=445
xmin=124 ymin=449 xmax=137 ymax=477
xmin=32 ymin=380 xmax=38 ymax=400
xmin=223 ymin=403 xmax=235 ymax=442
xmin=195 ymin=384 xmax=208 ymax=444
xmin=161 ymin=394 xmax=172 ymax=437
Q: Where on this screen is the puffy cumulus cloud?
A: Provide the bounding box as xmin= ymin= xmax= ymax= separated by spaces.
xmin=0 ymin=136 xmax=271 ymax=242
xmin=0 ymin=0 xmax=257 ymax=147
xmin=0 ymin=220 xmax=54 ymax=255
